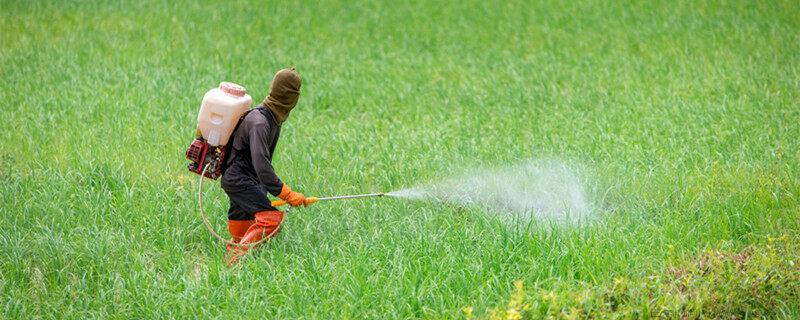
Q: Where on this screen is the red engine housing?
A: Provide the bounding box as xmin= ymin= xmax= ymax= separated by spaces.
xmin=186 ymin=138 xmax=226 ymax=179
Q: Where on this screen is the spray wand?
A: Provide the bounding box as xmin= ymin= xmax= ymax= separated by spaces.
xmin=271 ymin=193 xmax=385 ymax=207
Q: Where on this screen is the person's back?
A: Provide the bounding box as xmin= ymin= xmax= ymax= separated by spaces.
xmin=222 ymin=107 xmax=282 ymax=200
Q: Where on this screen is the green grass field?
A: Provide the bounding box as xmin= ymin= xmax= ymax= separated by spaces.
xmin=2 ymin=0 xmax=799 ymax=318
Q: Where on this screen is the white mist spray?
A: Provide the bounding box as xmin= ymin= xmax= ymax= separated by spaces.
xmin=387 ymin=159 xmax=593 ymax=224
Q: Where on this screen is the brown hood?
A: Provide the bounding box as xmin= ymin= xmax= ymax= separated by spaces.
xmin=262 ymin=68 xmax=302 ymax=126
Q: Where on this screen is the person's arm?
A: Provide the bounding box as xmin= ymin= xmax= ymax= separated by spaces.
xmin=249 ymin=124 xmax=284 ymax=196
xmin=249 ymin=122 xmax=307 ymax=207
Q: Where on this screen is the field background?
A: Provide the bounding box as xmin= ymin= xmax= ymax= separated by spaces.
xmin=1 ymin=0 xmax=799 ymax=318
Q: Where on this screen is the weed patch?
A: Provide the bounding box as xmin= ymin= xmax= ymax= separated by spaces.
xmin=474 ymin=235 xmax=800 ymax=319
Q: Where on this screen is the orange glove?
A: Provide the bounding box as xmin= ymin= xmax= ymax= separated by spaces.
xmin=278 ymin=184 xmax=307 ymax=207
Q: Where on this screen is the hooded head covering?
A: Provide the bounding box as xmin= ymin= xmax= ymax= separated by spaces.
xmin=262 ymin=68 xmax=302 ymax=126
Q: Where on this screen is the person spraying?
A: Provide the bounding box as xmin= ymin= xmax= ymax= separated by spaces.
xmin=221 ymin=68 xmax=308 ymax=265
xmin=189 ymin=68 xmax=386 ymax=265
xmin=187 ymin=68 xmax=308 ymax=265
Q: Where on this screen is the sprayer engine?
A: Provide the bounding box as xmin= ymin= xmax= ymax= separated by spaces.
xmin=186 ymin=138 xmax=226 ymax=179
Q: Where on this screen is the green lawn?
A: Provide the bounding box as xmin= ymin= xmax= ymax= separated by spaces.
xmin=1 ymin=0 xmax=799 ymax=318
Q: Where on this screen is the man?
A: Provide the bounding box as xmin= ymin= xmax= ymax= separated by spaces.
xmin=221 ymin=68 xmax=307 ymax=265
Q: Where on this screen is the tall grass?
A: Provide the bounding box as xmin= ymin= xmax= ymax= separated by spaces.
xmin=1 ymin=0 xmax=798 ymax=318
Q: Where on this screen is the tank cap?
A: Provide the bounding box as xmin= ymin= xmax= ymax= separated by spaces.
xmin=219 ymin=82 xmax=246 ymax=97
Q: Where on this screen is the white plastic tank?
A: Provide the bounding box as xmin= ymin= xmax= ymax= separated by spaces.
xmin=196 ymin=82 xmax=252 ymax=146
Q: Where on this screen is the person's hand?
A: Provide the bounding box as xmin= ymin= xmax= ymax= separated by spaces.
xmin=286 ymin=191 xmax=306 ymax=207
xmin=278 ymin=184 xmax=307 ymax=207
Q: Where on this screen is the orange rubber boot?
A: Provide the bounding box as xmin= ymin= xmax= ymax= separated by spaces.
xmin=227 ymin=219 xmax=255 ymax=252
xmin=227 ymin=211 xmax=284 ymax=265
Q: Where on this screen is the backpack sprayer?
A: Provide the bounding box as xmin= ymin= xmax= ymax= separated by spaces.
xmin=186 ymin=82 xmax=252 ymax=179
xmin=187 ymin=82 xmax=386 ymax=246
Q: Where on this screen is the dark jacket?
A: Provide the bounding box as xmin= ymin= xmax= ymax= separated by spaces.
xmin=221 ymin=105 xmax=284 ymax=196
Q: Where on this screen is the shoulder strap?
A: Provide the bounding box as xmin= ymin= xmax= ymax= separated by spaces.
xmin=256 ymin=107 xmax=278 ymax=128
xmin=232 ymin=108 xmax=255 ymax=138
